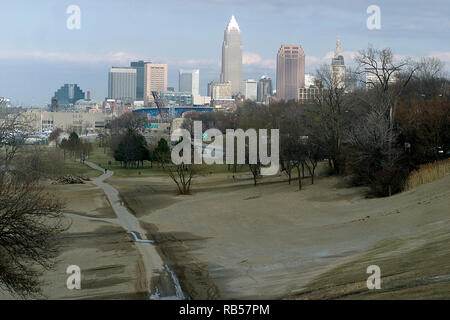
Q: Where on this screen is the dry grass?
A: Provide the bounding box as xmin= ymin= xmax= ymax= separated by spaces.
xmin=404 ymin=158 xmax=450 ymax=191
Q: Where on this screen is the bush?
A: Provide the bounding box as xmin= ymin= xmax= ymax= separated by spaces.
xmin=404 ymin=158 xmax=450 ymax=190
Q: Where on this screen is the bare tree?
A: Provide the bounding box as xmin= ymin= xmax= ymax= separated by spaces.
xmin=108 ymin=112 xmax=148 ymax=135
xmin=309 ymin=64 xmax=355 ymax=173
xmin=355 ymin=46 xmax=417 ymax=195
xmin=0 ymin=173 xmax=67 ymax=298
xmin=0 ymin=112 xmax=67 ymax=298
xmin=162 ymin=162 xmax=197 ymax=195
xmin=0 ymin=109 xmax=30 ymax=171
xmin=347 ymin=112 xmax=408 ymax=196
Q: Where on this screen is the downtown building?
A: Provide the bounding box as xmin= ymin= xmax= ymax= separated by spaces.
xmin=131 ymin=60 xmax=151 ymax=101
xmin=144 ymin=63 xmax=168 ymax=105
xmin=276 ymin=45 xmax=305 ymax=101
xmin=220 ymin=15 xmax=243 ymax=95
xmin=257 ymin=77 xmax=273 ymax=103
xmin=241 ymin=79 xmax=257 ymax=101
xmin=108 ymin=67 xmax=137 ymax=100
xmin=54 ymin=84 xmax=85 ymax=106
xmin=210 ymin=81 xmax=232 ymax=100
xmin=331 ymin=37 xmax=346 ymax=89
xmin=179 ymin=69 xmax=200 ymax=95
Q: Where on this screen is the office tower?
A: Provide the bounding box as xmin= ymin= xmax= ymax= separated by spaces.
xmin=144 ymin=63 xmax=168 ymax=105
xmin=131 ymin=60 xmax=150 ymax=100
xmin=331 ymin=37 xmax=345 ymax=89
xmin=257 ymin=77 xmax=273 ymax=103
xmin=54 ymin=84 xmax=85 ymax=105
xmin=50 ymin=96 xmax=58 ymax=112
xmin=179 ymin=69 xmax=200 ymax=95
xmin=242 ymin=79 xmax=257 ymax=101
xmin=207 ymin=81 xmax=217 ymax=97
xmin=108 ymin=67 xmax=137 ymax=100
xmin=210 ymin=82 xmax=232 ymax=100
xmin=220 ymin=15 xmax=243 ymax=95
xmin=276 ymin=45 xmax=305 ymax=101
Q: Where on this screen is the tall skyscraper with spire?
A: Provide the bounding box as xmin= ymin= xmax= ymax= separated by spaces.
xmin=331 ymin=37 xmax=346 ymax=89
xmin=220 ymin=15 xmax=243 ymax=95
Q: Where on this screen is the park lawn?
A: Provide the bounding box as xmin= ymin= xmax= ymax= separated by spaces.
xmin=61 ymin=159 xmax=102 ymax=178
xmin=87 ymin=146 xmax=166 ymax=178
xmin=87 ymin=146 xmax=251 ymax=178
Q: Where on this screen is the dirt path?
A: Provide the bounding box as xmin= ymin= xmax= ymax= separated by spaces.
xmin=83 ymin=161 xmax=184 ymax=299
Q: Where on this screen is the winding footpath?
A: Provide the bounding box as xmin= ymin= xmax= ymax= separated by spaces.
xmin=81 ymin=161 xmax=184 ymax=299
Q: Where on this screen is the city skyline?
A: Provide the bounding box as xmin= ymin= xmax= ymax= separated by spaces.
xmin=0 ymin=0 xmax=448 ymax=106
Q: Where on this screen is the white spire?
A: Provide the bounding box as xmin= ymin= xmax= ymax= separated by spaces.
xmin=227 ymin=15 xmax=240 ymax=32
xmin=335 ymin=36 xmax=342 ymax=58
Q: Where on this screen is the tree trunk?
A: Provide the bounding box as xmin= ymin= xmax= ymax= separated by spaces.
xmin=296 ymin=166 xmax=302 ymax=190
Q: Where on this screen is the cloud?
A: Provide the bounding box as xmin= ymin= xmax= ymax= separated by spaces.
xmin=0 ymin=50 xmax=142 ymax=65
xmin=243 ymin=51 xmax=276 ymax=69
xmin=427 ymin=51 xmax=450 ymax=63
xmin=0 ymin=50 xmax=223 ymax=70
xmin=305 ymin=50 xmax=358 ymax=72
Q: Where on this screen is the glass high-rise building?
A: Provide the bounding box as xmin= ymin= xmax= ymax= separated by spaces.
xmin=220 ymin=15 xmax=243 ymax=95
xmin=179 ymin=69 xmax=200 ymax=95
xmin=242 ymin=79 xmax=257 ymax=101
xmin=54 ymin=84 xmax=85 ymax=105
xmin=131 ymin=60 xmax=150 ymax=100
xmin=108 ymin=67 xmax=137 ymax=100
xmin=276 ymin=45 xmax=305 ymax=101
xmin=257 ymin=77 xmax=273 ymax=103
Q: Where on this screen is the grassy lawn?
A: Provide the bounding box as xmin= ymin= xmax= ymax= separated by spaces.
xmin=87 ymin=146 xmax=166 ymax=178
xmin=61 ymin=159 xmax=102 ymax=178
xmin=86 ymin=146 xmax=250 ymax=178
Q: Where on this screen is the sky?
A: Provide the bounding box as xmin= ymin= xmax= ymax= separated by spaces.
xmin=0 ymin=0 xmax=449 ymax=106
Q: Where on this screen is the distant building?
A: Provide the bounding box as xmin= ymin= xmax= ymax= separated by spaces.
xmin=331 ymin=37 xmax=346 ymax=89
xmin=108 ymin=67 xmax=137 ymax=100
xmin=305 ymin=74 xmax=316 ymax=88
xmin=221 ymin=15 xmax=243 ymax=95
xmin=54 ymin=84 xmax=85 ymax=105
xmin=144 ymin=63 xmax=168 ymax=105
xmin=298 ymin=87 xmax=325 ymax=104
xmin=210 ymin=82 xmax=232 ymax=100
xmin=25 ymin=109 xmax=112 ymax=135
xmin=74 ymin=99 xmax=103 ymax=112
xmin=365 ymin=68 xmax=398 ymax=89
xmin=131 ymin=60 xmax=150 ymax=100
xmin=179 ymin=69 xmax=200 ymax=95
xmin=257 ymin=77 xmax=272 ymax=103
xmin=242 ymin=79 xmax=257 ymax=101
xmin=50 ymin=96 xmax=58 ymax=112
xmin=160 ymin=91 xmax=193 ymax=106
xmin=207 ymin=81 xmax=217 ymax=97
xmin=276 ymin=45 xmax=305 ymax=101
xmin=193 ymin=94 xmax=211 ymax=106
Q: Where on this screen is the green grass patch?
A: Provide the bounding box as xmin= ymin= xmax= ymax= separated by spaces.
xmin=61 ymin=159 xmax=102 ymax=178
xmin=86 ymin=146 xmax=250 ymax=178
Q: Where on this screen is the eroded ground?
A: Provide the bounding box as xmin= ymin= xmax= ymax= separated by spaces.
xmin=110 ymin=172 xmax=450 ymax=299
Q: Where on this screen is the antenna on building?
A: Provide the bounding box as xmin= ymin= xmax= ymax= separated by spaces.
xmin=335 ymin=36 xmax=342 ymax=58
